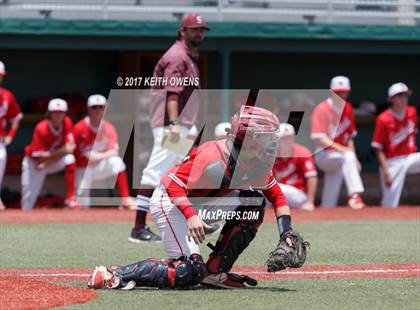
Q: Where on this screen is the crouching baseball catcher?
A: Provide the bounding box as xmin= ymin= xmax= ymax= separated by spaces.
xmin=87 ymin=105 xmax=309 ymax=290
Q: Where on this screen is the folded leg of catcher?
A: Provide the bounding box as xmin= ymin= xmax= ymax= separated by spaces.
xmin=87 ymin=254 xmax=206 ymax=290
xmin=203 ymin=194 xmax=265 ymax=288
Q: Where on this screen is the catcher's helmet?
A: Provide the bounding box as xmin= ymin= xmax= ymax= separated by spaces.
xmin=229 ymin=105 xmax=280 ymax=163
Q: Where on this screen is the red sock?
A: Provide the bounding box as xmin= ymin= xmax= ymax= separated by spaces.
xmin=116 ymin=171 xmax=130 ymax=198
xmin=64 ymin=163 xmax=76 ymax=199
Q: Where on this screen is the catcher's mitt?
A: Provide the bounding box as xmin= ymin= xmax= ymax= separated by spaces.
xmin=265 ymin=230 xmax=310 ymax=272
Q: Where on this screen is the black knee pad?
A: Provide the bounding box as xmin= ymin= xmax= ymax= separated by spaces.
xmin=206 ymin=192 xmax=265 ymax=274
xmin=173 ymin=254 xmax=206 ymax=287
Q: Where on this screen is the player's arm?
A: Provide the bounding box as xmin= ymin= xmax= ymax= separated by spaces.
xmin=261 ymin=176 xmax=293 ymax=236
xmin=89 ymin=125 xmax=118 ymax=161
xmin=37 ymin=142 xmax=75 ymax=163
xmin=347 ymin=138 xmax=361 ymax=170
xmin=4 ymin=116 xmax=21 ymax=145
xmin=371 ymin=116 xmax=391 ymax=186
xmin=164 ymin=173 xmax=210 ymax=244
xmin=164 ymin=60 xmax=185 ymax=143
xmin=313 ymin=135 xmax=350 ymax=153
xmin=374 ymin=148 xmax=392 ymax=187
xmin=305 ymin=176 xmax=317 ymax=204
xmin=311 ymin=110 xmax=349 ymax=153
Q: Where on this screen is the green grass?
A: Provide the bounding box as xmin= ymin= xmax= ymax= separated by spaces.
xmin=1 ymin=221 xmax=419 ymax=268
xmin=64 ymin=278 xmax=420 ymax=310
xmin=1 ymin=220 xmax=420 ymax=309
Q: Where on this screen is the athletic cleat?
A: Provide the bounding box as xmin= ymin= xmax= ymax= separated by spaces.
xmin=204 ymin=223 xmax=223 ymax=236
xmin=128 ymin=226 xmax=162 ymax=243
xmin=65 ymin=197 xmax=81 ymax=209
xmin=348 ymin=194 xmax=365 ymax=210
xmin=201 ymin=272 xmax=257 ymax=289
xmin=87 ymin=266 xmax=119 ymax=289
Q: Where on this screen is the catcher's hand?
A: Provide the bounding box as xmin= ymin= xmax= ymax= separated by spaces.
xmin=265 ymin=230 xmax=310 ymax=272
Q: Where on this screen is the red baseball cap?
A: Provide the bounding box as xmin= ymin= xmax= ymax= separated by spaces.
xmin=180 ymin=13 xmax=210 ymax=30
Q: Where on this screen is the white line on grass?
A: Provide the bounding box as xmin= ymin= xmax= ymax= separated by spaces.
xmin=11 ymin=268 xmax=420 ymax=278
xmin=245 ymin=269 xmax=420 ymax=275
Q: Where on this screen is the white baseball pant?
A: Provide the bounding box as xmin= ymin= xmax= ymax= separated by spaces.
xmin=380 ymin=152 xmax=420 ymax=208
xmin=76 ymin=155 xmax=126 ymax=207
xmin=21 ymin=154 xmax=75 ymax=210
xmin=138 ymin=125 xmax=190 ymax=211
xmin=279 ymin=184 xmax=307 ymax=208
xmin=0 ymin=142 xmax=6 ymax=206
xmin=315 ymin=150 xmax=364 ymax=208
xmin=150 ymin=186 xmax=241 ymax=259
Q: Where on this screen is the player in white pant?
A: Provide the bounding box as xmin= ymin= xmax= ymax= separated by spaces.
xmin=311 ymin=76 xmax=365 ymax=209
xmin=130 ymin=13 xmax=209 ymax=243
xmin=372 ymin=82 xmax=419 ymax=208
xmin=73 ymin=94 xmax=134 ymax=209
xmin=0 ymin=60 xmax=23 ymax=210
xmin=148 ymin=106 xmax=301 ymax=288
xmin=21 ymin=99 xmax=78 ymax=210
xmin=273 ymin=124 xmax=318 ymax=211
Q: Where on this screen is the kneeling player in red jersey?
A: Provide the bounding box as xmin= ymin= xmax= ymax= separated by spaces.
xmin=21 ymin=98 xmax=79 ymax=209
xmin=88 ymin=106 xmax=309 ymax=290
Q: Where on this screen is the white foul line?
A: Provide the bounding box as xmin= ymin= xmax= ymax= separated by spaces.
xmin=245 ymin=268 xmax=420 ymax=275
xmin=8 ymin=268 xmax=420 ymax=278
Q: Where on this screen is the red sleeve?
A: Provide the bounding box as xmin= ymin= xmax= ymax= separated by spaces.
xmin=72 ymin=124 xmax=83 ymax=160
xmin=371 ymin=116 xmax=387 ymax=150
xmin=165 ymin=180 xmax=196 ymax=219
xmin=63 ymin=117 xmax=74 ymax=144
xmin=28 ymin=125 xmax=48 ymax=157
xmin=262 ymin=175 xmax=288 ymax=210
xmin=301 ymin=156 xmax=317 ymax=178
xmin=107 ymin=123 xmax=119 ymax=151
xmin=5 ymin=93 xmax=22 ymax=121
xmin=348 ymin=104 xmax=357 ymax=137
xmin=311 ymin=105 xmax=328 ymax=139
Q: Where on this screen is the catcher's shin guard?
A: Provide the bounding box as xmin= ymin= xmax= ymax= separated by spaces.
xmin=206 ymin=197 xmax=265 ymax=274
xmin=112 ymin=255 xmax=205 ymax=289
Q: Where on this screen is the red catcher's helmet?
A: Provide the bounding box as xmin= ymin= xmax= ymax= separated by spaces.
xmin=229 ymin=105 xmax=281 ymax=163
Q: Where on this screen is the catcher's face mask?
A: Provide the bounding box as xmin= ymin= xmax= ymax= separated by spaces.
xmin=250 ymin=130 xmax=281 ymax=164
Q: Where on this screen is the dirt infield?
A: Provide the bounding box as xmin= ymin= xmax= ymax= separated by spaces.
xmin=1 ymin=206 xmax=419 ymax=224
xmin=0 ymin=276 xmax=98 ymax=309
xmin=1 ymin=262 xmax=418 ymax=308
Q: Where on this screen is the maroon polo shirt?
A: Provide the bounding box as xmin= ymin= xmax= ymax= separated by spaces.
xmin=149 ymin=40 xmax=201 ymax=129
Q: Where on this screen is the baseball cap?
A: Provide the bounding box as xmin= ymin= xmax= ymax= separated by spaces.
xmin=48 ymin=98 xmax=68 ymax=112
xmin=330 ymin=76 xmax=351 ymax=92
xmin=87 ymin=94 xmax=107 ymax=107
xmin=0 ymin=61 xmax=6 ymax=76
xmin=214 ymin=122 xmax=231 ymax=139
xmin=388 ymin=82 xmax=412 ymax=98
xmin=278 ymin=123 xmax=296 ymax=138
xmin=180 ymin=13 xmax=210 ymax=30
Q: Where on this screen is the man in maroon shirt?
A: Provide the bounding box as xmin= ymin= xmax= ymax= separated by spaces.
xmin=129 ymin=13 xmax=211 ymax=243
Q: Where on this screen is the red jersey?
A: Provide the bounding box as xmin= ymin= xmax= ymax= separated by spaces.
xmin=371 ymin=106 xmax=417 ymax=159
xmin=73 ymin=117 xmax=119 ymax=167
xmin=25 ymin=117 xmax=74 ymax=158
xmin=273 ymin=144 xmax=317 ymax=192
xmin=0 ymin=87 xmax=23 ymax=138
xmin=311 ymin=98 xmax=356 ymax=150
xmin=161 ymin=139 xmax=288 ymax=219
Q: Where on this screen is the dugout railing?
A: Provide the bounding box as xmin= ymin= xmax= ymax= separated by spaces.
xmin=0 ymin=0 xmax=419 ymax=25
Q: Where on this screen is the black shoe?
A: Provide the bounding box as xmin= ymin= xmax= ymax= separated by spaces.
xmin=204 ymin=223 xmax=223 ymax=236
xmin=128 ymin=226 xmax=162 ymax=243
